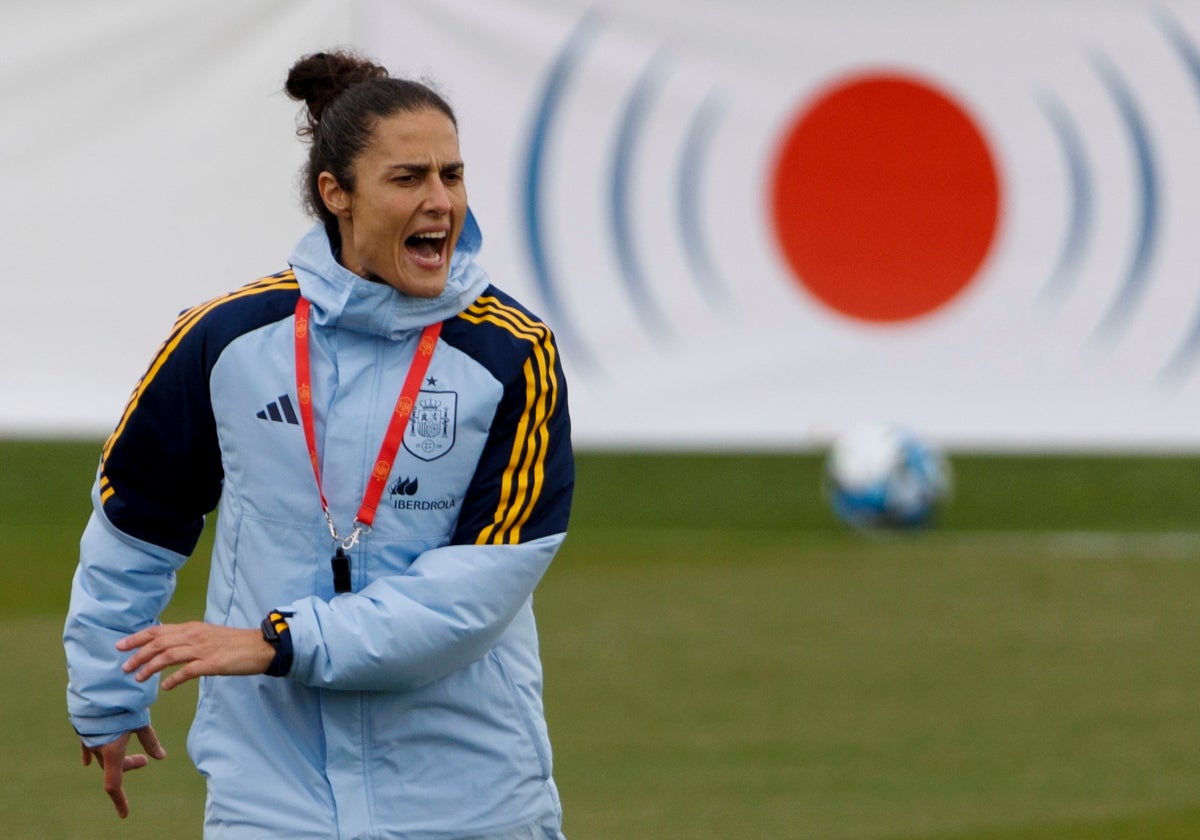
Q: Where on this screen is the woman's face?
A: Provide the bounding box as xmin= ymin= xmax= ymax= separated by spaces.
xmin=323 ymin=108 xmax=467 ymax=298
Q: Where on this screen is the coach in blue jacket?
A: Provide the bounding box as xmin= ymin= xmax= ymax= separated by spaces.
xmin=64 ymin=49 xmax=573 ymax=840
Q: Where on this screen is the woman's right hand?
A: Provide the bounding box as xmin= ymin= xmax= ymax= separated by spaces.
xmin=80 ymin=725 xmax=166 ymax=818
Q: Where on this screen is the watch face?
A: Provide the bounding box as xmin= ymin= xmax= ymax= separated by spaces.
xmin=261 ymin=617 xmax=280 ymax=646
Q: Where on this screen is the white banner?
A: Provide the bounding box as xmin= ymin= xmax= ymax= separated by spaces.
xmin=1 ymin=0 xmax=346 ymax=436
xmin=7 ymin=1 xmax=1200 ymax=450
xmin=366 ymin=0 xmax=1200 ymax=450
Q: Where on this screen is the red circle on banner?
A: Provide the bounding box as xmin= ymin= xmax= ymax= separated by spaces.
xmin=769 ymin=73 xmax=1000 ymax=323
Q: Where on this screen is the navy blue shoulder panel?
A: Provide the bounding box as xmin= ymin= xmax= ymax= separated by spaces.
xmin=442 ymin=286 xmax=574 ymax=546
xmin=439 ymin=285 xmax=552 ymax=386
xmin=99 ymin=270 xmax=301 ymax=554
xmin=192 ymin=270 xmax=302 ymax=373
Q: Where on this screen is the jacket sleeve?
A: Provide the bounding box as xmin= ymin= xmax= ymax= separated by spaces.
xmin=63 ymin=305 xmax=225 ymax=743
xmin=65 ymin=497 xmax=191 ymax=745
xmin=284 ymin=321 xmax=574 ymax=692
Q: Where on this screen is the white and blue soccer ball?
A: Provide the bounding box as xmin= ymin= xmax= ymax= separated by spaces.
xmin=824 ymin=423 xmax=951 ymax=529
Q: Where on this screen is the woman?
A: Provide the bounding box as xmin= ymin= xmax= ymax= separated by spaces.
xmin=64 ymin=50 xmax=573 ymax=840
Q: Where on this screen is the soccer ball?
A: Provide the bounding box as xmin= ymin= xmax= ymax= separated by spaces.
xmin=824 ymin=423 xmax=951 ymax=529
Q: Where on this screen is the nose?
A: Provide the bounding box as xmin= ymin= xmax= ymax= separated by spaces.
xmin=422 ymin=175 xmax=452 ymax=214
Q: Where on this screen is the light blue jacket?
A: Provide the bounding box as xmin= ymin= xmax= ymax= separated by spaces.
xmin=64 ymin=216 xmax=574 ymax=839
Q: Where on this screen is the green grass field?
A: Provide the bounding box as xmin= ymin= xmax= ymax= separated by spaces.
xmin=3 ymin=440 xmax=1200 ymax=839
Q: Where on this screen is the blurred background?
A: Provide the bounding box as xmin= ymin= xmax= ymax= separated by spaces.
xmin=10 ymin=0 xmax=1200 ymax=448
xmin=5 ymin=1 xmax=1200 ymax=838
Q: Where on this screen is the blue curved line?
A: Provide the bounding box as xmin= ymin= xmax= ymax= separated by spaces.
xmin=677 ymin=89 xmax=733 ymax=308
xmin=1089 ymin=52 xmax=1160 ymax=344
xmin=521 ymin=10 xmax=602 ymax=372
xmin=610 ymin=50 xmax=674 ymax=345
xmin=1153 ymin=6 xmax=1200 ymax=383
xmin=1036 ymin=91 xmax=1093 ymax=306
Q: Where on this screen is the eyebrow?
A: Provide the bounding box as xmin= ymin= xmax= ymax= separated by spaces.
xmin=386 ymin=161 xmax=464 ymax=177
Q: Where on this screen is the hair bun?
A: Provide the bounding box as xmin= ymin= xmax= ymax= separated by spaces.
xmin=285 ymin=50 xmax=389 ymax=135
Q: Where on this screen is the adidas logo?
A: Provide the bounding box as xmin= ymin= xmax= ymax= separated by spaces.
xmin=257 ymin=394 xmax=299 ymax=425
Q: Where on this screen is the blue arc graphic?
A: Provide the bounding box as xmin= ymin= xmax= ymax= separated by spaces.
xmin=1154 ymin=7 xmax=1200 ymax=383
xmin=609 ymin=50 xmax=675 ymax=345
xmin=1041 ymin=10 xmax=1200 ymax=386
xmin=1088 ymin=51 xmax=1160 ymax=345
xmin=520 ymin=11 xmax=602 ymax=373
xmin=1037 ymin=91 xmax=1092 ymax=306
xmin=523 ymin=13 xmax=741 ymax=364
xmin=678 ymin=89 xmax=733 ymax=308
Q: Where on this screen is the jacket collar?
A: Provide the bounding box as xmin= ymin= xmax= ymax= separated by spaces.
xmin=288 ymin=209 xmax=489 ymax=338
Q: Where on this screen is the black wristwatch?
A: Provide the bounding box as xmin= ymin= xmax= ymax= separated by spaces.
xmin=260 ymin=610 xmax=294 ymax=677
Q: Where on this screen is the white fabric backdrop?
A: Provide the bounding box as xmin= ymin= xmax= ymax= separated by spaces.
xmin=1 ymin=0 xmax=347 ymax=435
xmin=6 ymin=1 xmax=1200 ymax=450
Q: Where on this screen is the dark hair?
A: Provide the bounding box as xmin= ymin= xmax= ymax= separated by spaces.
xmin=284 ymin=50 xmax=458 ymax=228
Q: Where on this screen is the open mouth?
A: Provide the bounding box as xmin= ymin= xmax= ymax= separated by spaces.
xmin=404 ymin=230 xmax=448 ymax=268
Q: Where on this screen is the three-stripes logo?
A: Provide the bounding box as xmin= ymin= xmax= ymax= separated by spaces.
xmin=257 ymin=394 xmax=299 ymax=425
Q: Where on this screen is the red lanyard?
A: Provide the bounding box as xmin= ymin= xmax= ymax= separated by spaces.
xmin=294 ymin=296 xmax=441 ymax=551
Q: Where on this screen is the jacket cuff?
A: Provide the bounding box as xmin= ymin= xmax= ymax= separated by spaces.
xmin=72 ymin=709 xmax=152 ymax=748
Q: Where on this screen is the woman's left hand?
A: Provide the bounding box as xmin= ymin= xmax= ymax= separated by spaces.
xmin=117 ymin=622 xmax=276 ymax=690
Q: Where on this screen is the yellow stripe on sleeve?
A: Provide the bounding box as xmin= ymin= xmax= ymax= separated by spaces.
xmin=457 ymin=297 xmax=559 ymax=545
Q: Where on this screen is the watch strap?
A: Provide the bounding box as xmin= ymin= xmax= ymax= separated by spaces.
xmin=261 ymin=610 xmax=294 ymax=677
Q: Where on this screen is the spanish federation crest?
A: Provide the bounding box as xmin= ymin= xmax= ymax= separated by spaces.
xmin=403 ymin=390 xmax=457 ymax=461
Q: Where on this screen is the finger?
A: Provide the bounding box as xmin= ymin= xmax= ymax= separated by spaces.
xmin=160 ymin=662 xmax=203 ymax=692
xmin=121 ymin=637 xmax=171 ymax=675
xmin=109 ymin=789 xmax=130 ymax=819
xmin=122 ymin=754 xmax=149 ymax=772
xmin=134 ymin=726 xmax=167 ymax=761
xmin=131 ymin=646 xmax=193 ymax=683
xmin=115 ymin=625 xmax=160 ymax=652
xmin=102 ymin=755 xmax=129 ymax=819
xmin=81 ymin=743 xmax=93 ymax=766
